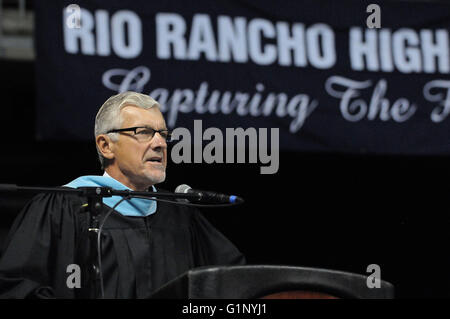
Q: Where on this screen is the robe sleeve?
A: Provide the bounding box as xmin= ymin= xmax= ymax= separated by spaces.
xmin=189 ymin=211 xmax=246 ymax=267
xmin=0 ymin=193 xmax=80 ymax=299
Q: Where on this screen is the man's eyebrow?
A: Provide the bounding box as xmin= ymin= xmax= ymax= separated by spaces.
xmin=139 ymin=125 xmax=169 ymax=130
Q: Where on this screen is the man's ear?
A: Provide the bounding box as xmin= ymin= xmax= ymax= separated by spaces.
xmin=96 ymin=134 xmax=115 ymax=160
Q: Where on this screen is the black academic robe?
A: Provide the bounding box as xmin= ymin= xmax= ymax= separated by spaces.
xmin=0 ymin=192 xmax=245 ymax=299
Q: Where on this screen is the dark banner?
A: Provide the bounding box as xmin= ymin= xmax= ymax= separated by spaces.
xmin=35 ymin=0 xmax=450 ymax=154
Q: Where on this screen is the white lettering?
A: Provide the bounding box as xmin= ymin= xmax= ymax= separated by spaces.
xmin=421 ymin=30 xmax=450 ymax=73
xmin=306 ymin=24 xmax=336 ymax=69
xmin=325 ymin=75 xmax=417 ymax=122
xmin=110 ymin=10 xmax=142 ymax=59
xmin=248 ymin=18 xmax=277 ymax=65
xmin=63 ymin=8 xmax=95 ymax=55
xmin=63 ymin=7 xmax=142 ymax=58
xmin=154 ymin=14 xmax=336 ymax=69
xmin=102 ymin=66 xmax=317 ymax=133
xmin=188 ymin=14 xmax=218 ymax=61
xmin=349 ymin=27 xmax=449 ymax=74
xmin=276 ymin=22 xmax=307 ymax=67
xmin=424 ymin=80 xmax=450 ymax=122
xmin=350 ymin=28 xmax=379 ymax=71
xmin=218 ymin=16 xmax=248 ymax=62
xmin=95 ymin=10 xmax=111 ymax=56
xmin=156 ymin=13 xmax=187 ymax=59
xmin=393 ymin=29 xmax=421 ymax=73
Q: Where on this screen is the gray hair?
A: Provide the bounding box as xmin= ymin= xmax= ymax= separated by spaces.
xmin=95 ymin=91 xmax=160 ymax=169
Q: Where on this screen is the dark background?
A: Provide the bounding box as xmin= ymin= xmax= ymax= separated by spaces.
xmin=1 ymin=59 xmax=450 ymax=298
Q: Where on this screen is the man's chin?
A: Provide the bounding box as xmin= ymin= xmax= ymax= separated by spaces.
xmin=144 ymin=171 xmax=166 ymax=186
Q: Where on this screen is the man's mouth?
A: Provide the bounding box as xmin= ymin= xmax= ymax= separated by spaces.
xmin=146 ymin=156 xmax=163 ymax=163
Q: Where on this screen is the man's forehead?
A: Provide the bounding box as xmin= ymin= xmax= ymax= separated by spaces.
xmin=120 ymin=105 xmax=166 ymax=125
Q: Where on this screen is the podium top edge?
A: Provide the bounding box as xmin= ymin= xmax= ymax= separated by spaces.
xmin=189 ymin=264 xmax=394 ymax=287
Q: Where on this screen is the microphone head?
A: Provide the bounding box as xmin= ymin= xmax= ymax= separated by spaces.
xmin=175 ymin=184 xmax=192 ymax=194
xmin=229 ymin=195 xmax=244 ymax=204
xmin=175 ymin=184 xmax=192 ymax=202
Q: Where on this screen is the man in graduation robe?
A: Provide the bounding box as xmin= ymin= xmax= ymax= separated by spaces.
xmin=0 ymin=91 xmax=245 ymax=299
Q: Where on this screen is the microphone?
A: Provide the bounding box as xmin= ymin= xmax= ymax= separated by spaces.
xmin=175 ymin=184 xmax=243 ymax=204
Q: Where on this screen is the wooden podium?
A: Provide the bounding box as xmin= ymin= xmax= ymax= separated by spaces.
xmin=150 ymin=265 xmax=394 ymax=299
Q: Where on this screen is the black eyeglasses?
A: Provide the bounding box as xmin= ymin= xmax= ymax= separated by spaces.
xmin=107 ymin=126 xmax=172 ymax=142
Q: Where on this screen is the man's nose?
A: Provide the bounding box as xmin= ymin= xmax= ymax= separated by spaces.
xmin=151 ymin=132 xmax=167 ymax=149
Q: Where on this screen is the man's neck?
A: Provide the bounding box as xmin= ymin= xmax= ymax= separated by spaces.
xmin=103 ymin=169 xmax=150 ymax=191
